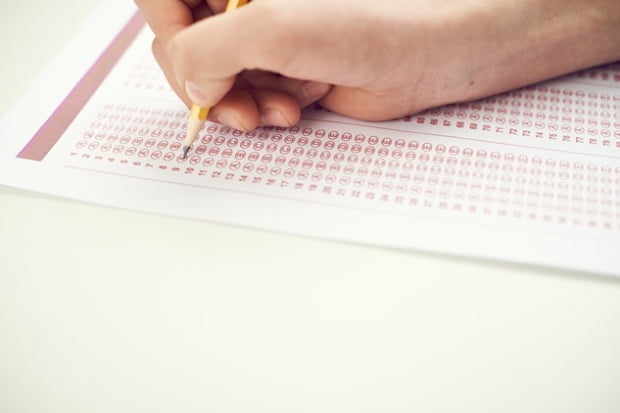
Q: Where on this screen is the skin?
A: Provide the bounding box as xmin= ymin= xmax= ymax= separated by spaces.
xmin=135 ymin=0 xmax=620 ymax=131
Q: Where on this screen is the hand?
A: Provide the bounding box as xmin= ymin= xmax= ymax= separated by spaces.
xmin=135 ymin=0 xmax=332 ymax=131
xmin=136 ymin=0 xmax=620 ymax=130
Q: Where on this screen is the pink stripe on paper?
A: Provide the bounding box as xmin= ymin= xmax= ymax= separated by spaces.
xmin=18 ymin=12 xmax=146 ymax=161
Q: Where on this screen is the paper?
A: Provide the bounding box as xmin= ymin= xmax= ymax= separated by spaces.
xmin=1 ymin=3 xmax=619 ymax=276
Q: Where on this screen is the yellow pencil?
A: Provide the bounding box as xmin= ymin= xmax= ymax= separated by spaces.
xmin=182 ymin=0 xmax=249 ymax=159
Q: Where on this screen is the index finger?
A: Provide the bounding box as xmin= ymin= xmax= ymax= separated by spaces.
xmin=134 ymin=0 xmax=200 ymax=41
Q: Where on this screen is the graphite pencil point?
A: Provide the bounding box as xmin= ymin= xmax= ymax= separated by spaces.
xmin=181 ymin=145 xmax=190 ymax=159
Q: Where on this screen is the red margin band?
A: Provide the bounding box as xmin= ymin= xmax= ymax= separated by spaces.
xmin=18 ymin=12 xmax=146 ymax=161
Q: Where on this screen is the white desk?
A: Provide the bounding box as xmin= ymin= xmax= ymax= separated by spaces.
xmin=1 ymin=2 xmax=619 ymax=412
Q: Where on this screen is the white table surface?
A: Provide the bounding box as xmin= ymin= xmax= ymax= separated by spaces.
xmin=1 ymin=2 xmax=619 ymax=412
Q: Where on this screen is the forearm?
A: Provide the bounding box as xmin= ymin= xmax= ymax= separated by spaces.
xmin=465 ymin=0 xmax=620 ymax=101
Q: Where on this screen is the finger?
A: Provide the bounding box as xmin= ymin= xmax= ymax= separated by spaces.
xmin=206 ymin=0 xmax=228 ymax=14
xmin=210 ymin=89 xmax=301 ymax=130
xmin=209 ymin=88 xmax=260 ymax=131
xmin=192 ymin=3 xmax=216 ymax=22
xmin=157 ymin=35 xmax=294 ymax=131
xmin=135 ymin=0 xmax=200 ymax=41
xmin=168 ymin=3 xmax=309 ymax=109
xmin=156 ymin=33 xmax=295 ymax=130
xmin=242 ymin=71 xmax=331 ymax=108
xmin=246 ymin=89 xmax=301 ymax=127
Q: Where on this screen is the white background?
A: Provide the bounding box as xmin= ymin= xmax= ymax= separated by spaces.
xmin=1 ymin=1 xmax=619 ymax=412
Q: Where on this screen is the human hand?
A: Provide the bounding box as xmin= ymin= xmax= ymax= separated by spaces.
xmin=137 ymin=0 xmax=620 ymax=129
xmin=135 ymin=0 xmax=332 ymax=131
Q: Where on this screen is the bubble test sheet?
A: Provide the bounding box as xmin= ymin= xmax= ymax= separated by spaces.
xmin=1 ymin=2 xmax=619 ymax=276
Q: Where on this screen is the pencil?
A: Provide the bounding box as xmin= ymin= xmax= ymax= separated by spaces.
xmin=182 ymin=0 xmax=250 ymax=159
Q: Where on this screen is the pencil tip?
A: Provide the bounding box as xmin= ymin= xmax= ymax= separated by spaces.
xmin=181 ymin=145 xmax=190 ymax=159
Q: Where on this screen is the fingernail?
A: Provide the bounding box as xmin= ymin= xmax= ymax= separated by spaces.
xmin=185 ymin=81 xmax=209 ymax=106
xmin=301 ymin=81 xmax=330 ymax=104
xmin=216 ymin=112 xmax=246 ymax=131
xmin=261 ymin=109 xmax=291 ymax=127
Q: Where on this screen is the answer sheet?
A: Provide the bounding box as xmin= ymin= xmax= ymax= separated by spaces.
xmin=1 ymin=3 xmax=619 ymax=276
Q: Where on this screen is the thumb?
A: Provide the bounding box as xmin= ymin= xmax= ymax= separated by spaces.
xmin=167 ymin=3 xmax=292 ymax=108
